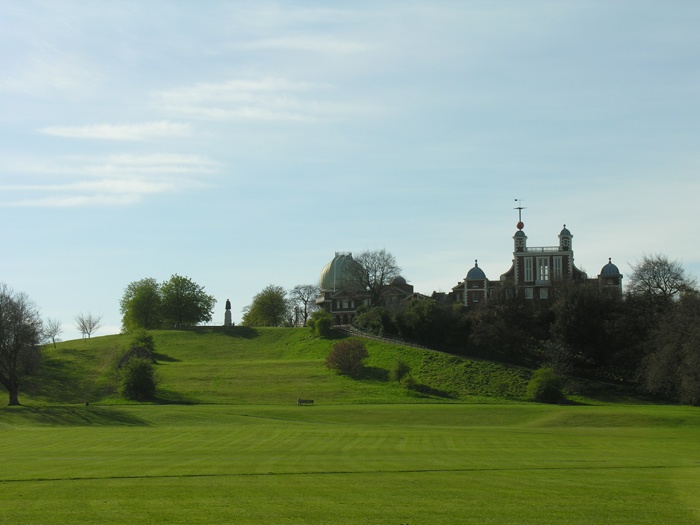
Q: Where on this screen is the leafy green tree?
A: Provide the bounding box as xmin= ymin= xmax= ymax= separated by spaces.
xmin=0 ymin=284 xmax=43 ymax=406
xmin=160 ymin=274 xmax=216 ymax=328
xmin=242 ymin=285 xmax=291 ymax=326
xmin=549 ymin=284 xmax=617 ymax=369
xmin=308 ymin=309 xmax=333 ymax=337
xmin=325 ymin=339 xmax=368 ymax=378
xmin=396 ymin=299 xmax=449 ymax=345
xmin=120 ymin=277 xmax=163 ymax=331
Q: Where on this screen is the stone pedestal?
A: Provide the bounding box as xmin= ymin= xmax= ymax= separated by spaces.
xmin=224 ymin=310 xmax=232 ymax=326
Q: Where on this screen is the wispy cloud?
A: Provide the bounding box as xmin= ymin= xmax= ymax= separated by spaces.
xmin=153 ymin=78 xmax=356 ymax=122
xmin=40 ymin=121 xmax=191 ymax=140
xmin=0 ymin=153 xmax=218 ymax=208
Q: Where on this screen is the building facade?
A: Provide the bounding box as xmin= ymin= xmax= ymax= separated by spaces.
xmin=451 ymin=220 xmax=623 ymax=306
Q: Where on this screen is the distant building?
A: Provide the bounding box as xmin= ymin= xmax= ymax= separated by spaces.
xmin=451 ymin=218 xmax=623 ymax=306
xmin=315 ymin=252 xmax=416 ymax=325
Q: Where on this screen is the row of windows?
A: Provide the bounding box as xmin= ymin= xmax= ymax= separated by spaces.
xmin=523 ymin=256 xmax=564 ymax=283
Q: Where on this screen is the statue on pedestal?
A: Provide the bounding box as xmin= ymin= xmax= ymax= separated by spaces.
xmin=224 ymin=299 xmax=233 ymax=326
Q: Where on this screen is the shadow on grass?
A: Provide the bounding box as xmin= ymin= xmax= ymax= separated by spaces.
xmin=153 ymin=353 xmax=181 ymax=363
xmin=358 ymin=366 xmax=390 ymax=382
xmin=183 ymin=326 xmax=260 ymax=339
xmin=153 ymin=389 xmax=199 ymax=405
xmin=409 ymin=383 xmax=457 ymax=399
xmin=2 ymin=406 xmax=150 ymax=426
xmin=23 ymin=353 xmax=98 ymax=404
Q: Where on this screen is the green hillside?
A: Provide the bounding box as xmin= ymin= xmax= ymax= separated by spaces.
xmin=17 ymin=327 xmax=541 ymax=406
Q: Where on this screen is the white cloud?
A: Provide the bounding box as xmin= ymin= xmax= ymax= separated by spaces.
xmin=153 ymin=78 xmax=358 ymax=122
xmin=40 ymin=121 xmax=191 ymax=141
xmin=0 ymin=153 xmax=218 ymax=208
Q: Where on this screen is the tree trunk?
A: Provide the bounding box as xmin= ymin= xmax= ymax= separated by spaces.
xmin=7 ymin=386 xmax=20 ymax=406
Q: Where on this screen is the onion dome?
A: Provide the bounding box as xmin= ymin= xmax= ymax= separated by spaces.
xmin=466 ymin=260 xmax=487 ymax=280
xmin=600 ymin=258 xmax=621 ymax=277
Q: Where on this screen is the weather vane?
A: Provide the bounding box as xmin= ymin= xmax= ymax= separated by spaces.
xmin=514 ymin=198 xmax=526 ymax=230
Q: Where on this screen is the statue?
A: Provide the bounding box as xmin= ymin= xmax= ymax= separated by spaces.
xmin=224 ymin=299 xmax=232 ymax=326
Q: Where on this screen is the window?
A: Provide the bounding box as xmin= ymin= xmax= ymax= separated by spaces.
xmin=553 ymin=257 xmax=562 ymax=279
xmin=525 ymin=288 xmax=534 ymax=300
xmin=524 ymin=258 xmax=534 ymax=282
xmin=537 ymin=257 xmax=549 ymax=283
xmin=540 ymin=288 xmax=548 ymax=300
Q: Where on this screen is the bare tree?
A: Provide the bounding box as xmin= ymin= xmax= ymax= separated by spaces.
xmin=628 ymin=254 xmax=697 ymax=308
xmin=0 ymin=284 xmax=43 ymax=405
xmin=350 ymin=249 xmax=403 ymax=307
xmin=44 ymin=317 xmax=63 ymax=348
xmin=289 ymin=284 xmax=320 ymax=326
xmin=75 ymin=312 xmax=103 ymax=339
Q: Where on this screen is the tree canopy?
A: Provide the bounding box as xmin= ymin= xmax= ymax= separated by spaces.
xmin=350 ymin=249 xmax=402 ymax=307
xmin=0 ymin=284 xmax=43 ymax=405
xmin=120 ymin=277 xmax=163 ymax=330
xmin=119 ymin=275 xmax=216 ymax=330
xmin=242 ymin=285 xmax=291 ymax=327
xmin=161 ymin=275 xmax=216 ymax=328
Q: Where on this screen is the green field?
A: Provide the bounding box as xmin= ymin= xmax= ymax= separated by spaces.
xmin=1 ymin=328 xmax=699 ymax=523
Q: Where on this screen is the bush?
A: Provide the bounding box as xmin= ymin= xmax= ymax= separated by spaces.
xmin=390 ymin=359 xmax=411 ymax=383
xmin=119 ymin=358 xmax=157 ymax=401
xmin=117 ymin=330 xmax=156 ymax=369
xmin=325 ymin=339 xmax=368 ymax=378
xmin=308 ymin=310 xmax=333 ymax=338
xmin=526 ymin=367 xmax=565 ymax=403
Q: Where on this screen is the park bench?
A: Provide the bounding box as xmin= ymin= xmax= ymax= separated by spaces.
xmin=297 ymin=398 xmax=314 ymax=406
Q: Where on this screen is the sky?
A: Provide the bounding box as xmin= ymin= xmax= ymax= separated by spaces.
xmin=1 ymin=1 xmax=699 ymax=341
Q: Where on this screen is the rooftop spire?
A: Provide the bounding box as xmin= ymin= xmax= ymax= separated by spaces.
xmin=514 ymin=198 xmax=526 ymax=230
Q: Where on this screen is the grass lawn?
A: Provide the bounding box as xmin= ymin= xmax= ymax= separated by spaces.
xmin=1 ymin=403 xmax=699 ymax=524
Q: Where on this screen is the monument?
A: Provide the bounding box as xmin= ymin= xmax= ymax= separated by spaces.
xmin=224 ymin=299 xmax=233 ymax=326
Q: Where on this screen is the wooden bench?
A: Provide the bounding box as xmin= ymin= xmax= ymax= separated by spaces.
xmin=297 ymin=398 xmax=314 ymax=406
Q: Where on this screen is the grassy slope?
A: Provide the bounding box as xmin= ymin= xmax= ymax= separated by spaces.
xmin=21 ymin=327 xmax=535 ymax=406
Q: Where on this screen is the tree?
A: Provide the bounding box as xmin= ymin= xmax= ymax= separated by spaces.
xmin=0 ymin=284 xmax=43 ymax=405
xmin=350 ymin=249 xmax=402 ymax=307
xmin=160 ymin=274 xmax=216 ymax=327
xmin=643 ymin=293 xmax=700 ymax=405
xmin=43 ymin=317 xmax=63 ymax=348
xmin=325 ymin=339 xmax=368 ymax=378
xmin=628 ymin=254 xmax=697 ymax=310
xmin=75 ymin=312 xmax=103 ymax=339
xmin=289 ymin=284 xmax=320 ymax=326
xmin=242 ymin=285 xmax=291 ymax=326
xmin=120 ymin=277 xmax=163 ymax=331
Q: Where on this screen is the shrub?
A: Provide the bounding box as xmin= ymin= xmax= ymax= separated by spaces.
xmin=526 ymin=367 xmax=565 ymax=403
xmin=117 ymin=330 xmax=156 ymax=369
xmin=308 ymin=310 xmax=333 ymax=338
xmin=390 ymin=359 xmax=411 ymax=383
xmin=119 ymin=358 xmax=157 ymax=401
xmin=325 ymin=339 xmax=368 ymax=378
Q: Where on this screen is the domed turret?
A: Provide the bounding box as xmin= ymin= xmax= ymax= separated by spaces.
xmin=559 ymin=224 xmax=572 ymax=251
xmin=600 ymin=258 xmax=621 ymax=277
xmin=466 ymin=260 xmax=487 ymax=280
xmin=391 ymin=276 xmax=407 ymax=286
xmin=319 ymin=252 xmax=362 ymax=291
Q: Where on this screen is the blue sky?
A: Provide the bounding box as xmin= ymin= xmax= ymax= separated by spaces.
xmin=1 ymin=1 xmax=699 ymax=340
